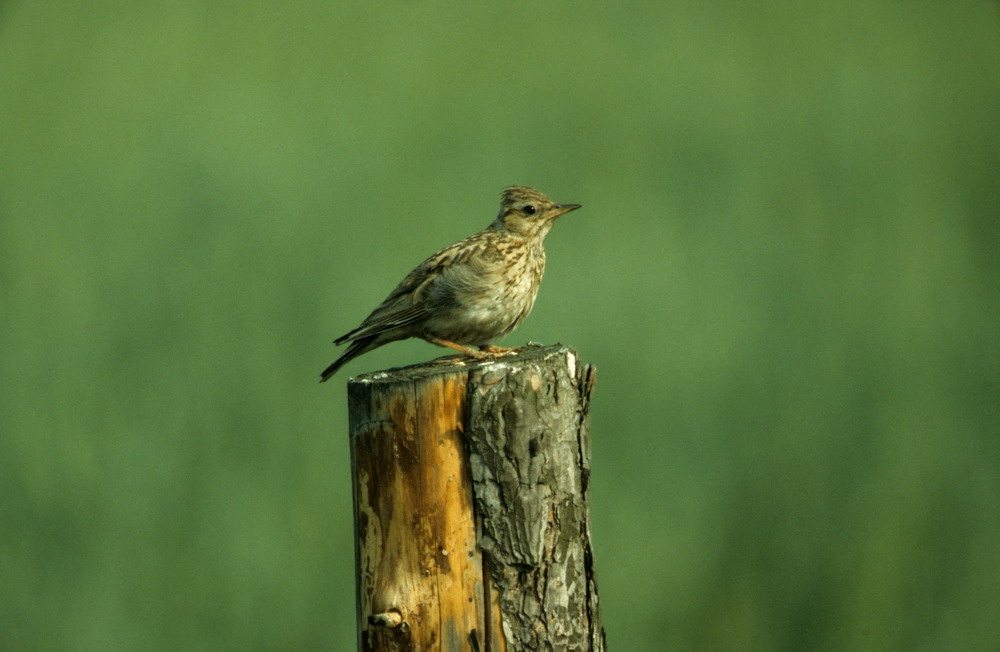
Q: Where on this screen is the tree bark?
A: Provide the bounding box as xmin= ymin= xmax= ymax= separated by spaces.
xmin=348 ymin=344 xmax=604 ymax=651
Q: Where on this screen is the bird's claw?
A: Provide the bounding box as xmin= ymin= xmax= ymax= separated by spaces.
xmin=479 ymin=345 xmax=519 ymax=358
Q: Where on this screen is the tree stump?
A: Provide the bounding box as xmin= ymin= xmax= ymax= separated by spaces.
xmin=347 ymin=344 xmax=604 ymax=651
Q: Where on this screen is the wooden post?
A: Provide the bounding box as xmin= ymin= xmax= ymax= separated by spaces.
xmin=348 ymin=344 xmax=605 ymax=651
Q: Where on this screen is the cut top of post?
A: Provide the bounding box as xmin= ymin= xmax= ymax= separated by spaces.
xmin=347 ymin=343 xmax=581 ymax=386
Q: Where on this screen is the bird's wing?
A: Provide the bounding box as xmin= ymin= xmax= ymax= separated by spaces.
xmin=334 ymin=237 xmax=490 ymax=345
xmin=333 ymin=275 xmax=430 ymax=344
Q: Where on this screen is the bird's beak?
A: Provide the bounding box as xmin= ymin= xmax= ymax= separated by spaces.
xmin=551 ymin=203 xmax=582 ymax=218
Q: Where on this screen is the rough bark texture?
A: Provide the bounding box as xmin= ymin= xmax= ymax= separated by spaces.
xmin=348 ymin=344 xmax=604 ymax=651
xmin=465 ymin=347 xmax=604 ymax=652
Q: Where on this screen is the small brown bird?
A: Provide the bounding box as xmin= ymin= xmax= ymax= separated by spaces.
xmin=320 ymin=186 xmax=580 ymax=381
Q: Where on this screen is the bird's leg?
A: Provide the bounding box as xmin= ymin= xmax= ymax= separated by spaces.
xmin=427 ymin=337 xmax=489 ymax=359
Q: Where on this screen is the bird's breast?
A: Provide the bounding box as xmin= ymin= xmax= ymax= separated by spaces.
xmin=420 ymin=243 xmax=545 ymax=345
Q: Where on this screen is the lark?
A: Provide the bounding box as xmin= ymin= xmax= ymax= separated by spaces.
xmin=320 ymin=186 xmax=580 ymax=381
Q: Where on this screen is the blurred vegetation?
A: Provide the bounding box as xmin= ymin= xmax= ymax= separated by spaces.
xmin=2 ymin=1 xmax=999 ymax=649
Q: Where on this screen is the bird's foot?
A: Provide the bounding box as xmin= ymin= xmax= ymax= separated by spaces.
xmin=428 ymin=337 xmax=491 ymax=359
xmin=430 ymin=354 xmax=468 ymax=365
xmin=479 ymin=344 xmax=519 ymax=358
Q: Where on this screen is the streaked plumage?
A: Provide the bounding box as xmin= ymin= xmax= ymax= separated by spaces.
xmin=320 ymin=186 xmax=580 ymax=381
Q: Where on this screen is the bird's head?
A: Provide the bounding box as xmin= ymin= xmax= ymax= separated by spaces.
xmin=495 ymin=186 xmax=581 ymax=239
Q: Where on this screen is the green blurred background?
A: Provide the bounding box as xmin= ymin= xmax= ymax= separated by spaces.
xmin=2 ymin=2 xmax=998 ymax=649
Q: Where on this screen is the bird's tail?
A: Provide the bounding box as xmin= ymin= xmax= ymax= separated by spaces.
xmin=319 ymin=336 xmax=379 ymax=382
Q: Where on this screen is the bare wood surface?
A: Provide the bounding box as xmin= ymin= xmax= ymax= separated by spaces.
xmin=348 ymin=344 xmax=604 ymax=651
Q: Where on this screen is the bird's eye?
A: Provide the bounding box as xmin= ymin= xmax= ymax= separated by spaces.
xmin=523 ymin=204 xmax=537 ymax=215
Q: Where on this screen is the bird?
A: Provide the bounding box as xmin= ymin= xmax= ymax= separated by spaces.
xmin=320 ymin=186 xmax=581 ymax=382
